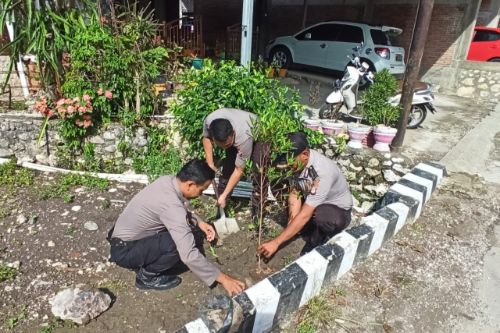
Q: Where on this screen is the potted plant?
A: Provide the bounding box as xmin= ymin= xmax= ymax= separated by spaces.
xmin=347 ymin=123 xmax=372 ymax=149
xmin=360 ymin=69 xmax=401 ymax=152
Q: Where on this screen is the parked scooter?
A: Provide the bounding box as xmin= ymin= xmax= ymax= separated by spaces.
xmin=319 ymin=45 xmax=436 ymax=129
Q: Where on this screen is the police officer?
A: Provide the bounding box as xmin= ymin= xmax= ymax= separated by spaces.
xmin=258 ymin=132 xmax=353 ymax=258
xmin=108 ymin=159 xmax=245 ymax=294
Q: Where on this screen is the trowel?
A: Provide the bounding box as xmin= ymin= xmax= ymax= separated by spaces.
xmin=212 ymin=179 xmax=240 ymax=238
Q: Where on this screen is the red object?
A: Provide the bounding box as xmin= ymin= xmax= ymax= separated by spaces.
xmin=375 ymin=47 xmax=390 ymax=59
xmin=467 ymin=27 xmax=500 ymax=62
xmin=362 ymin=129 xmax=375 ymax=148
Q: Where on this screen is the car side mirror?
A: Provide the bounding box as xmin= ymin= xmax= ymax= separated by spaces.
xmin=305 ymin=33 xmax=312 ymax=40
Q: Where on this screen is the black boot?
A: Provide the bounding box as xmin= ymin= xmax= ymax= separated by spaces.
xmin=135 ymin=267 xmax=181 ymax=291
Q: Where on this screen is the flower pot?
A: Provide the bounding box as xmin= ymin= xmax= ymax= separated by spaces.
xmin=347 ymin=124 xmax=372 ymax=149
xmin=320 ymin=120 xmax=344 ymax=136
xmin=278 ymin=68 xmax=287 ymax=78
xmin=303 ymin=118 xmax=321 ymax=131
xmin=191 ymin=58 xmax=204 ymax=70
xmin=373 ymin=125 xmax=398 ymax=152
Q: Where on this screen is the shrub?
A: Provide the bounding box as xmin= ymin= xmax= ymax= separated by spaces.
xmin=171 ymin=60 xmax=322 ymax=157
xmin=361 ymin=69 xmax=401 ymax=127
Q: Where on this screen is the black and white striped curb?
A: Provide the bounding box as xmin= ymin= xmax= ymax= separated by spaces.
xmin=175 ymin=161 xmax=446 ymax=333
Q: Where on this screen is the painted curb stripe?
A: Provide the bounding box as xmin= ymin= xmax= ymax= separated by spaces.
xmin=386 ymin=202 xmax=411 ymax=233
xmin=363 ymin=213 xmax=389 ymax=255
xmin=415 ymin=162 xmax=444 ymax=182
xmin=375 ymin=206 xmax=399 ymax=244
xmin=410 ymin=168 xmax=438 ymax=191
xmin=245 ymin=278 xmax=281 ymax=333
xmin=327 ymin=232 xmax=359 ymax=279
xmin=398 ymin=178 xmax=428 ymax=204
xmin=346 ymin=224 xmax=375 ymax=265
xmin=233 ymin=292 xmax=256 ymax=333
xmin=268 ymin=263 xmax=308 ymax=327
xmin=314 ymin=243 xmax=345 ymax=286
xmin=403 ymin=173 xmax=434 ymax=202
xmin=423 ymin=161 xmax=448 ymax=176
xmin=391 ymin=183 xmax=424 ymax=218
xmin=295 ymin=250 xmax=329 ymax=307
xmin=184 ymin=318 xmax=210 ymax=333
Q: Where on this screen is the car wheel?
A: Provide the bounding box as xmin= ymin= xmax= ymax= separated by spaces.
xmin=488 ymin=58 xmax=500 ymax=62
xmin=270 ymin=47 xmax=292 ymax=69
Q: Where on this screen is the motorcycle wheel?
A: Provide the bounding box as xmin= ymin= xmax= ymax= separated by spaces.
xmin=407 ymin=104 xmax=427 ymax=129
xmin=319 ymin=103 xmax=342 ymax=119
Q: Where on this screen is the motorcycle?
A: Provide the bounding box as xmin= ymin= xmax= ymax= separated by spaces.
xmin=319 ymin=45 xmax=436 ymax=129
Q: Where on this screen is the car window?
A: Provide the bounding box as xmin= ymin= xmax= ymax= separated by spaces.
xmin=370 ymin=29 xmax=393 ymax=46
xmin=296 ymin=24 xmax=341 ymax=41
xmin=473 ymin=30 xmax=500 ymax=42
xmin=337 ymin=25 xmax=364 ymax=43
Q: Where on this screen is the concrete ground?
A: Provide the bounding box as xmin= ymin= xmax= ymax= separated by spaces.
xmin=280 ymin=70 xmax=500 ymax=333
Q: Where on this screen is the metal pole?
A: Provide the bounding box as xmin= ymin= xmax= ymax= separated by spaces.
xmin=392 ymin=0 xmax=434 ymax=149
xmin=301 ymin=0 xmax=309 ymax=29
xmin=240 ymin=0 xmax=254 ymax=66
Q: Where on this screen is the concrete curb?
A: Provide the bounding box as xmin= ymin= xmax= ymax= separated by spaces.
xmin=175 ymin=161 xmax=447 ymax=333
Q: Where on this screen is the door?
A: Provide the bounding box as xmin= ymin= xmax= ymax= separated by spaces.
xmin=293 ymin=24 xmax=335 ymax=68
xmin=326 ymin=24 xmax=364 ymax=71
xmin=467 ymin=29 xmax=500 ymax=62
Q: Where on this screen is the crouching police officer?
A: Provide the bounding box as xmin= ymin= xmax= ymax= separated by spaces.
xmin=258 ymin=132 xmax=353 ymax=258
xmin=108 ymin=159 xmax=245 ymax=295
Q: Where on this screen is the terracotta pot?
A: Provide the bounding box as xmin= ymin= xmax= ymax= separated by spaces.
xmin=373 ymin=125 xmax=398 ymax=152
xmin=320 ymin=120 xmax=344 ymax=136
xmin=278 ymin=68 xmax=287 ymax=78
xmin=347 ymin=124 xmax=372 ymax=149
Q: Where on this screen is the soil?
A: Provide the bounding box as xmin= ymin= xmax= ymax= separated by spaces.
xmin=0 ymin=172 xmax=304 ymax=333
xmin=279 ymin=173 xmax=500 ymax=333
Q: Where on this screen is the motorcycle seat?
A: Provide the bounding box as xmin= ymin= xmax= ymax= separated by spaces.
xmin=396 ymin=81 xmax=429 ymax=94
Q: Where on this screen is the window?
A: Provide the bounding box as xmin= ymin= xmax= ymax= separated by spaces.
xmin=473 ymin=30 xmax=500 ymax=42
xmin=296 ymin=24 xmax=341 ymax=41
xmin=337 ymin=25 xmax=364 ymax=43
xmin=370 ymin=29 xmax=393 ymax=46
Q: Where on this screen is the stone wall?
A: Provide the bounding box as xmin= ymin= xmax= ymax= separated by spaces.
xmin=454 ymin=61 xmax=500 ymax=103
xmin=0 ymin=56 xmax=25 ymax=99
xmin=0 ymin=112 xmax=174 ymax=169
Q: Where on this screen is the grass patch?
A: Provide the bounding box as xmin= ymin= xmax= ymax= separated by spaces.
xmin=98 ymin=279 xmax=128 ymax=292
xmin=6 ymin=305 xmax=27 ymax=330
xmin=0 ymin=159 xmax=34 ymax=187
xmin=39 ymin=173 xmax=109 ymax=201
xmin=0 ymin=207 xmax=10 ymax=219
xmin=0 ymin=264 xmax=17 ymax=283
xmin=297 ymin=295 xmax=335 ymax=332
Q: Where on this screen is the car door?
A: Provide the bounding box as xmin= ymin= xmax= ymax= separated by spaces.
xmin=467 ymin=29 xmax=500 ymax=62
xmin=293 ymin=24 xmax=333 ymax=68
xmin=326 ymin=24 xmax=365 ymax=71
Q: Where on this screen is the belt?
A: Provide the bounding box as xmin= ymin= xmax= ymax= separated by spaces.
xmin=108 ymin=237 xmax=135 ymax=247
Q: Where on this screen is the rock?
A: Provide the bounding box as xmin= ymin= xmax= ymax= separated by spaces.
xmin=365 ymin=168 xmax=381 ymax=177
xmin=48 ymin=241 xmax=55 ymax=247
xmin=361 ymin=201 xmax=374 ymax=214
xmin=352 ymin=195 xmax=360 ymax=208
xmin=368 ymin=158 xmax=380 ymax=168
xmin=383 ymin=170 xmax=400 ymax=183
xmin=102 ymin=131 xmax=115 ymax=140
xmin=61 ymin=211 xmax=69 ymax=217
xmin=491 ymin=84 xmax=500 ymax=93
xmin=364 ymin=184 xmax=389 ymax=197
xmin=89 ymin=136 xmax=105 ymax=144
xmin=17 ymin=214 xmax=28 ymax=224
xmin=84 ymin=222 xmax=99 ymax=231
xmin=18 ymin=155 xmax=35 ymax=164
xmin=104 ymin=145 xmax=116 ymax=153
xmin=108 ymin=188 xmax=117 ymax=193
xmin=28 ymin=214 xmax=38 ymax=224
xmin=50 ymin=287 xmax=111 ymax=325
xmin=384 ymin=153 xmax=391 ymax=159
xmin=134 ymin=137 xmax=148 ymax=147
xmin=7 ymin=261 xmax=21 ymax=270
xmin=462 ymin=78 xmax=475 ymax=86
xmin=325 ymin=149 xmax=334 ymax=159
xmin=71 ymin=206 xmax=81 ymax=212
xmin=0 ymin=148 xmax=14 ymax=158
xmin=345 ymin=171 xmax=357 ymax=182
xmin=337 ymin=159 xmax=350 ymax=167
xmin=383 ymin=160 xmax=393 ymax=167
xmin=456 ymin=86 xmax=475 ymax=97
xmin=349 ymin=163 xmax=362 ymax=172
xmin=391 ymin=157 xmax=404 ymax=163
xmin=392 ymin=164 xmax=410 ymax=174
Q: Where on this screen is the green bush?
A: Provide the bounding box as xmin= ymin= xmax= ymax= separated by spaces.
xmin=0 ymin=264 xmax=17 ymax=283
xmin=171 ymin=60 xmax=322 ymax=157
xmin=361 ymin=69 xmax=401 ymax=127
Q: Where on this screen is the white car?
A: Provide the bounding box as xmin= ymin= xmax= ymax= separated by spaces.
xmin=265 ymin=21 xmax=406 ymax=75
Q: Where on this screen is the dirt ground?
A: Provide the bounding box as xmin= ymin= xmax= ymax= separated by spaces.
xmin=279 ymin=173 xmax=500 ymax=333
xmin=0 ymin=171 xmax=304 ymax=333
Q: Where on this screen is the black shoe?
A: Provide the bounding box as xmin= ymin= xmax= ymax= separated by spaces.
xmin=300 ymin=242 xmax=316 ymax=256
xmin=135 ymin=268 xmax=181 ymax=291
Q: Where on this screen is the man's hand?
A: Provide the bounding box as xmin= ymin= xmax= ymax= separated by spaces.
xmin=207 ymin=163 xmax=217 ymax=172
xmin=198 ymin=221 xmax=216 ymax=242
xmin=217 ymin=272 xmax=246 ymax=296
xmin=217 ymin=193 xmax=228 ymax=208
xmin=257 ymin=240 xmax=279 ymax=258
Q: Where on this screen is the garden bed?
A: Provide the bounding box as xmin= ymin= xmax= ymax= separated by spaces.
xmin=0 ymin=167 xmax=305 ymax=332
